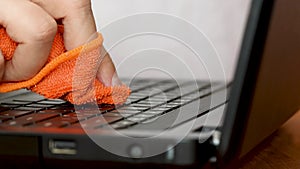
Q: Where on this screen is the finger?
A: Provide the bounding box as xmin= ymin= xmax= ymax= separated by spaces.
xmin=31 ymin=0 xmax=122 ymax=86
xmin=97 ymin=50 xmax=122 ymax=86
xmin=0 ymin=0 xmax=57 ymax=81
xmin=31 ymin=0 xmax=97 ymax=50
xmin=0 ymin=50 xmax=4 ymax=81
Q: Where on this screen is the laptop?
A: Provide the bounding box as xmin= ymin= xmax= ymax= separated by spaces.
xmin=1 ymin=0 xmax=300 ymax=168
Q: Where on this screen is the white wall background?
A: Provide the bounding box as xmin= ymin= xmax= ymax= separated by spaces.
xmin=91 ymin=0 xmax=251 ymax=81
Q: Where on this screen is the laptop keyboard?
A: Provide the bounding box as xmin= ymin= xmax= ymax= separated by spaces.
xmin=0 ymin=79 xmax=227 ymax=130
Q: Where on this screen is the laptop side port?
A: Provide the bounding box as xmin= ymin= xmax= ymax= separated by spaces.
xmin=48 ymin=139 xmax=77 ymax=155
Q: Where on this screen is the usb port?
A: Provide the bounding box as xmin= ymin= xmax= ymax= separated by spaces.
xmin=49 ymin=139 xmax=77 ymax=155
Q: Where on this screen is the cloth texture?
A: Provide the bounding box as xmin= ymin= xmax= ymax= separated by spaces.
xmin=0 ymin=26 xmax=130 ymax=105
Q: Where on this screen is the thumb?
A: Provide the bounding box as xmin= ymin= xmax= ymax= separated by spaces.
xmin=96 ymin=50 xmax=122 ymax=87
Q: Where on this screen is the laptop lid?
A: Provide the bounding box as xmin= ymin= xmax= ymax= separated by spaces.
xmin=220 ymin=0 xmax=300 ymax=166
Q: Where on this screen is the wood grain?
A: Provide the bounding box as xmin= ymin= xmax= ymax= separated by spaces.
xmin=239 ymin=110 xmax=300 ymax=169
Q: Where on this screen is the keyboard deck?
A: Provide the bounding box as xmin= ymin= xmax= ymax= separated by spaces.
xmin=0 ymin=79 xmax=227 ymax=130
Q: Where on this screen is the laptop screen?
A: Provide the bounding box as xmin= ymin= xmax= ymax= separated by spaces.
xmin=92 ymin=0 xmax=252 ymax=81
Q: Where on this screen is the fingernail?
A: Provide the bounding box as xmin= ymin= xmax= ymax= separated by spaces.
xmin=112 ymin=74 xmax=123 ymax=86
xmin=101 ymin=77 xmax=112 ymax=87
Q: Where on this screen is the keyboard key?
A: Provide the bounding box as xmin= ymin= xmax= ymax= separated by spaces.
xmin=36 ymin=114 xmax=79 ymax=128
xmin=76 ymin=109 xmax=100 ymax=116
xmin=111 ymin=109 xmax=140 ymax=114
xmin=25 ymin=103 xmax=54 ymax=108
xmin=161 ymin=104 xmax=178 ymax=109
xmin=14 ymin=106 xmax=43 ymax=111
xmin=119 ymin=106 xmax=148 ymax=111
xmin=11 ymin=94 xmax=45 ymax=102
xmin=69 ymin=115 xmax=122 ymax=129
xmin=141 ymin=110 xmax=162 ymax=115
xmin=61 ymin=112 xmax=93 ymax=121
xmin=125 ymin=97 xmax=144 ymax=103
xmin=0 ymin=110 xmax=32 ymax=118
xmin=147 ymin=97 xmax=166 ymax=102
xmin=36 ymin=120 xmax=72 ymax=128
xmin=37 ymin=99 xmax=66 ymax=105
xmin=134 ymin=113 xmax=156 ymax=119
xmin=104 ymin=112 xmax=132 ymax=118
xmin=126 ymin=117 xmax=147 ymax=123
xmin=0 ymin=116 xmax=13 ymax=123
xmin=0 ymin=103 xmax=20 ymax=108
xmin=49 ymin=105 xmax=75 ymax=112
xmin=129 ymin=103 xmax=152 ymax=107
xmin=130 ymin=93 xmax=149 ymax=97
xmin=4 ymin=100 xmax=32 ymax=104
xmin=98 ymin=105 xmax=115 ymax=112
xmin=150 ymin=107 xmax=170 ymax=112
xmin=3 ymin=113 xmax=59 ymax=126
xmin=38 ymin=109 xmax=69 ymax=115
xmin=137 ymin=99 xmax=165 ymax=105
xmin=170 ymin=99 xmax=188 ymax=104
xmin=0 ymin=107 xmax=9 ymax=112
xmin=109 ymin=120 xmax=137 ymax=129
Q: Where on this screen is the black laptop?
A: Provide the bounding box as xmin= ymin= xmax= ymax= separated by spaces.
xmin=1 ymin=0 xmax=300 ymax=168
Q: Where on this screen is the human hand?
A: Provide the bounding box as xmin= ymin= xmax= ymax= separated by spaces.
xmin=0 ymin=0 xmax=121 ymax=86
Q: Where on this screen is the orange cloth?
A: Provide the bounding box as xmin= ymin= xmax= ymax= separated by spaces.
xmin=0 ymin=26 xmax=130 ymax=105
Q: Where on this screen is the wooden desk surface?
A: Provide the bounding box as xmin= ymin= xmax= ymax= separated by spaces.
xmin=239 ymin=110 xmax=300 ymax=169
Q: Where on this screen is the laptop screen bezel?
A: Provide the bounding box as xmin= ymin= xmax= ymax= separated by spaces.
xmin=218 ymin=0 xmax=275 ymax=166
